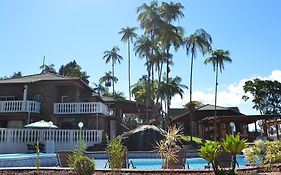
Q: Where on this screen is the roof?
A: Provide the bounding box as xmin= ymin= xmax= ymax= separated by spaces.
xmin=201 ymin=114 xmax=281 ymax=124
xmin=0 ymin=72 xmax=80 ymax=84
xmin=0 ymin=72 xmax=93 ymax=92
xmin=169 ymin=108 xmax=189 ymax=118
xmin=171 ymin=104 xmax=242 ymax=121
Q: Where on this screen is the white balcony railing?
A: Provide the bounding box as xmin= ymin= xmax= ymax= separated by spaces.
xmin=0 ymin=128 xmax=103 ymax=153
xmin=0 ymin=101 xmax=40 ymax=113
xmin=54 ymin=102 xmax=108 ymax=115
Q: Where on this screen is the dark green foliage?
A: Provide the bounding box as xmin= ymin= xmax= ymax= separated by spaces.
xmin=243 ymin=78 xmax=281 ymax=115
xmin=58 ymin=60 xmax=89 ymax=83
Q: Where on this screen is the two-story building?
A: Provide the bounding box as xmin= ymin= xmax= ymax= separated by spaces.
xmin=0 ymin=72 xmax=158 ymax=153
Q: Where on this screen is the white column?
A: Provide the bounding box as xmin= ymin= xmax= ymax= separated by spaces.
xmin=22 ymin=85 xmax=28 ymax=111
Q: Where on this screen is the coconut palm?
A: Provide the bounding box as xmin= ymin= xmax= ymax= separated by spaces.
xmin=93 ymin=82 xmax=108 ymax=96
xmin=185 ymin=29 xmax=212 ymax=103
xmin=119 ymin=26 xmax=138 ymax=100
xmin=134 ymin=35 xmax=154 ymax=104
xmin=222 ymin=134 xmax=247 ymax=172
xmin=99 ymin=71 xmax=118 ymax=93
xmin=103 ymin=47 xmax=123 ymax=94
xmin=204 ymin=49 xmax=232 ymax=140
xmin=137 ymin=1 xmax=163 ymax=35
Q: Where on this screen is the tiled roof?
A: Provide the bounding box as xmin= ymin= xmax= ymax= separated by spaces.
xmin=0 ymin=72 xmax=80 ymax=84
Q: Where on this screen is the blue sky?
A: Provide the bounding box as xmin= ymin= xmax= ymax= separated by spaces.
xmin=0 ymin=0 xmax=281 ymax=115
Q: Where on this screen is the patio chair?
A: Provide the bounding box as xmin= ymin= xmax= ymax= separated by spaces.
xmin=57 ymin=151 xmax=74 ymax=167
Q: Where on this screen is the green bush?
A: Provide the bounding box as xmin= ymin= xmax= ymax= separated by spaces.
xmin=263 ymin=140 xmax=281 ymax=166
xmin=68 ymin=154 xmax=95 ymax=175
xmin=106 ymin=136 xmax=127 ymax=169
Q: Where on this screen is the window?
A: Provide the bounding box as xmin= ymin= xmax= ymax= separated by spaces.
xmin=32 ymin=94 xmax=44 ymax=103
xmin=61 ymin=96 xmax=68 ymax=103
xmin=0 ymin=96 xmax=15 ymax=101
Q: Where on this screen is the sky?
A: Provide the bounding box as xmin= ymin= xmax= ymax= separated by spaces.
xmin=0 ymin=0 xmax=281 ymax=115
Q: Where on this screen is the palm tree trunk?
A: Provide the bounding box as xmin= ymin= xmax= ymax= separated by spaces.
xmin=232 ymin=155 xmax=236 ymax=172
xmin=112 ymin=61 xmax=115 ymax=95
xmin=214 ymin=62 xmax=219 ymax=140
xmin=128 ymin=40 xmax=131 ymax=100
xmin=189 ymin=52 xmax=194 ymax=141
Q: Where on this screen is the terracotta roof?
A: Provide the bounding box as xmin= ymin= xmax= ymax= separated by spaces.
xmin=0 ymin=72 xmax=80 ymax=84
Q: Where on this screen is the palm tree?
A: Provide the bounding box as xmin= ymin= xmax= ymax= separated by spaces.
xmin=103 ymin=47 xmax=123 ymax=94
xmin=184 ymin=101 xmax=204 ymax=141
xmin=134 ymin=35 xmax=154 ymax=104
xmin=204 ymin=49 xmax=232 ymax=140
xmin=185 ymin=29 xmax=212 ymax=103
xmin=119 ymin=27 xmax=138 ymax=100
xmin=40 ymin=63 xmax=56 ymax=74
xmin=99 ymin=71 xmax=118 ymax=92
xmin=93 ymin=82 xmax=108 ymax=96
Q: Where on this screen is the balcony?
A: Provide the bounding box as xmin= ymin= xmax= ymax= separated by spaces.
xmin=54 ymin=102 xmax=108 ymax=115
xmin=0 ymin=101 xmax=40 ymax=113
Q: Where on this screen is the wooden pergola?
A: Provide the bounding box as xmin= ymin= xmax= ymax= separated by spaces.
xmin=199 ymin=114 xmax=281 ymax=141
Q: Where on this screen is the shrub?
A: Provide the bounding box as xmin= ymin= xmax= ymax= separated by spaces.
xmin=68 ymin=154 xmax=95 ymax=175
xmin=68 ymin=129 xmax=95 ymax=175
xmin=199 ymin=141 xmax=221 ymax=174
xmin=263 ymin=140 xmax=281 ymax=167
xmin=106 ymin=136 xmax=127 ymax=170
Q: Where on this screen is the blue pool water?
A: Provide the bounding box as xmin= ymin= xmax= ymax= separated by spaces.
xmin=0 ymin=153 xmax=55 ymax=159
xmin=96 ymin=155 xmax=248 ymax=169
xmin=0 ymin=153 xmax=248 ymax=169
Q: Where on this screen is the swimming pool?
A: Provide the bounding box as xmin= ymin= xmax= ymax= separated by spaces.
xmin=96 ymin=155 xmax=248 ymax=169
xmin=0 ymin=153 xmax=248 ymax=169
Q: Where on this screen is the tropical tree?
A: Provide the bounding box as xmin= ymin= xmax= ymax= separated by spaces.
xmin=99 ymin=71 xmax=118 ymax=91
xmin=222 ymin=134 xmax=247 ymax=173
xmin=204 ymin=49 xmax=232 ymax=117
xmin=103 ymin=46 xmax=123 ymax=94
xmin=204 ymin=49 xmax=232 ymax=140
xmin=93 ymin=82 xmax=108 ymax=96
xmin=242 ymin=78 xmax=281 ymax=115
xmin=40 ymin=63 xmax=56 ymax=74
xmin=119 ymin=26 xmax=138 ymax=100
xmin=184 ymin=101 xmax=204 ymax=141
xmin=185 ymin=28 xmax=212 ymax=104
xmin=58 ymin=60 xmax=89 ymax=83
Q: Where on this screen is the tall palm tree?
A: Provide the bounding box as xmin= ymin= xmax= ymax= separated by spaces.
xmin=99 ymin=71 xmax=118 ymax=91
xmin=103 ymin=47 xmax=123 ymax=94
xmin=134 ymin=35 xmax=154 ymax=104
xmin=119 ymin=27 xmax=138 ymax=100
xmin=204 ymin=49 xmax=232 ymax=140
xmin=185 ymin=28 xmax=212 ymax=103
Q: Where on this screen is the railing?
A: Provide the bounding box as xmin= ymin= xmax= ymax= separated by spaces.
xmin=54 ymin=102 xmax=108 ymax=115
xmin=0 ymin=101 xmax=40 ymax=113
xmin=0 ymin=128 xmax=103 ymax=153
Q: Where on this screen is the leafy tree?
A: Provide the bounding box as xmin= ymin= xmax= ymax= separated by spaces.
xmin=204 ymin=49 xmax=232 ymax=140
xmin=58 ymin=60 xmax=89 ymax=83
xmin=103 ymin=46 xmax=123 ymax=94
xmin=119 ymin=26 xmax=138 ymax=100
xmin=242 ymin=78 xmax=281 ymax=115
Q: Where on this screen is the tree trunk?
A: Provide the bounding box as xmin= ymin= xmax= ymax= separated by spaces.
xmin=112 ymin=62 xmax=115 ymax=95
xmin=214 ymin=62 xmax=219 ymax=140
xmin=189 ymin=52 xmax=194 ymax=141
xmin=128 ymin=41 xmax=131 ymax=100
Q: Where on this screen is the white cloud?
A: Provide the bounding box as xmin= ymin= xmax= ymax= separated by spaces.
xmin=171 ymin=70 xmax=281 ymax=109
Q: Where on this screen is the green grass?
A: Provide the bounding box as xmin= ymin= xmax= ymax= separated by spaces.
xmin=181 ymin=135 xmax=208 ymax=145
